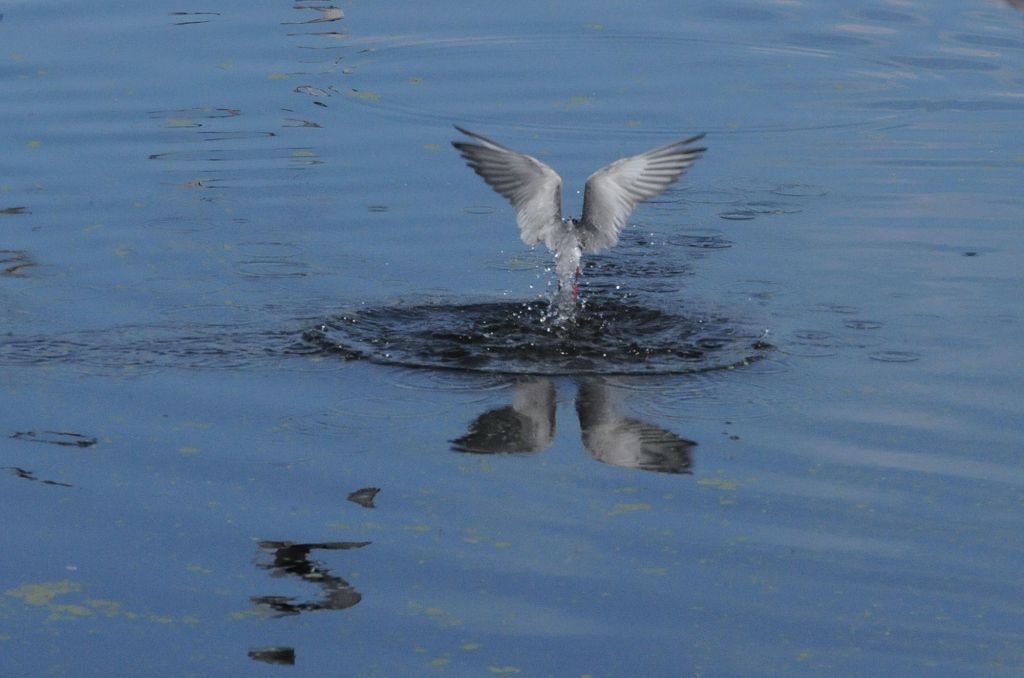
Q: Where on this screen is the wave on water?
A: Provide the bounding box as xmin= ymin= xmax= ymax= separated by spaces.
xmin=305 ymin=292 xmax=773 ymax=376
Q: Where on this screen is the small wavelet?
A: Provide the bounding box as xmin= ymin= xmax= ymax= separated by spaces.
xmin=869 ymin=350 xmax=921 ymax=363
xmin=0 ymin=323 xmax=331 ymax=375
xmin=782 ymin=329 xmax=841 ymax=358
xmin=383 ymin=367 xmax=514 ymax=393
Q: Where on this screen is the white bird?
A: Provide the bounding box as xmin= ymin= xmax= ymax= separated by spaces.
xmin=452 ymin=125 xmax=706 ymax=310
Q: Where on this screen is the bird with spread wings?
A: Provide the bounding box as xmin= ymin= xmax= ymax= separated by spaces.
xmin=452 ymin=126 xmax=706 ymax=310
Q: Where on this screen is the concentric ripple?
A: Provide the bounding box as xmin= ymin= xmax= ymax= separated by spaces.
xmin=304 ymin=294 xmax=772 ymax=376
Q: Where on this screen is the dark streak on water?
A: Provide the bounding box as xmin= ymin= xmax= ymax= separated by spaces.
xmin=0 ymin=324 xmax=321 ymax=372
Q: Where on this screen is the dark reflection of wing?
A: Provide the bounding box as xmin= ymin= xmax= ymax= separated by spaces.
xmin=252 ymin=540 xmax=370 ymax=617
xmin=576 ymin=380 xmax=695 ymax=474
xmin=248 ymin=647 xmax=295 ymax=666
xmin=451 ymin=379 xmax=556 ymax=453
xmin=347 ymin=486 xmax=380 ymax=508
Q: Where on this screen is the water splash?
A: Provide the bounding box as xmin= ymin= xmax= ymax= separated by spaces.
xmin=305 ymin=291 xmax=772 ymax=376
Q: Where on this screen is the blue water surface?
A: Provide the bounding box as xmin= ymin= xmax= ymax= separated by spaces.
xmin=1 ymin=0 xmax=1022 ymax=675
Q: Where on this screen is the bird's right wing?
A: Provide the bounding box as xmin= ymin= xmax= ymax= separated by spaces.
xmin=452 ymin=126 xmax=563 ymax=249
xmin=576 ymin=380 xmax=695 ymax=474
xmin=579 ymin=134 xmax=706 ymax=253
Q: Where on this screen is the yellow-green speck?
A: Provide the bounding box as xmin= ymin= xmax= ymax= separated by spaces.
xmin=48 ymin=604 xmax=93 ymax=620
xmin=348 ymin=89 xmax=382 ymax=101
xmin=697 ymin=478 xmax=738 ymax=491
xmin=607 ymin=502 xmax=652 ymax=516
xmin=554 ymin=96 xmax=593 ymax=110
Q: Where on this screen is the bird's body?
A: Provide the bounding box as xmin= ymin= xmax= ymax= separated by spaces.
xmin=451 ymin=126 xmax=706 ymax=313
xmin=548 ymin=218 xmax=584 ymax=298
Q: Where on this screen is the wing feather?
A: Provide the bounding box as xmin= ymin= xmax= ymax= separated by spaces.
xmin=579 ymin=134 xmax=706 ymax=253
xmin=451 ymin=126 xmax=563 ymax=249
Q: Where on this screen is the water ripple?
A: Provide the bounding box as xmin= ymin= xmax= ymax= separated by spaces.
xmin=305 ymin=293 xmax=772 ymax=376
xmin=0 ymin=323 xmax=327 ymax=374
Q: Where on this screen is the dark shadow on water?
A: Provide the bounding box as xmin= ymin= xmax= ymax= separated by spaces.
xmin=11 ymin=430 xmax=98 ymax=448
xmin=2 ymin=466 xmax=74 ymax=488
xmin=4 ymin=430 xmax=96 ymax=488
xmin=252 ymin=539 xmax=370 ymax=618
xmin=249 ymin=484 xmax=372 ymax=664
xmin=452 ymin=378 xmax=695 ymax=474
xmin=346 ymin=486 xmax=380 ymax=508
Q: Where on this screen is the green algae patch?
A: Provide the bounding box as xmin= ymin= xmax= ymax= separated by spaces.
xmin=6 ymin=580 xmax=195 ymax=625
xmin=6 ymin=580 xmax=82 ymax=606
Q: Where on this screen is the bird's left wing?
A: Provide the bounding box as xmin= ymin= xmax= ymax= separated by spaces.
xmin=579 ymin=134 xmax=706 ymax=253
xmin=452 ymin=126 xmax=563 ymax=249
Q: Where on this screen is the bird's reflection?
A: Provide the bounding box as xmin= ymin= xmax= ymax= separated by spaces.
xmin=576 ymin=380 xmax=695 ymax=474
xmin=451 ymin=379 xmax=556 ymax=453
xmin=452 ymin=378 xmax=695 ymax=474
xmin=251 ymin=540 xmax=370 ymax=617
xmin=248 ymin=647 xmax=295 ymax=666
